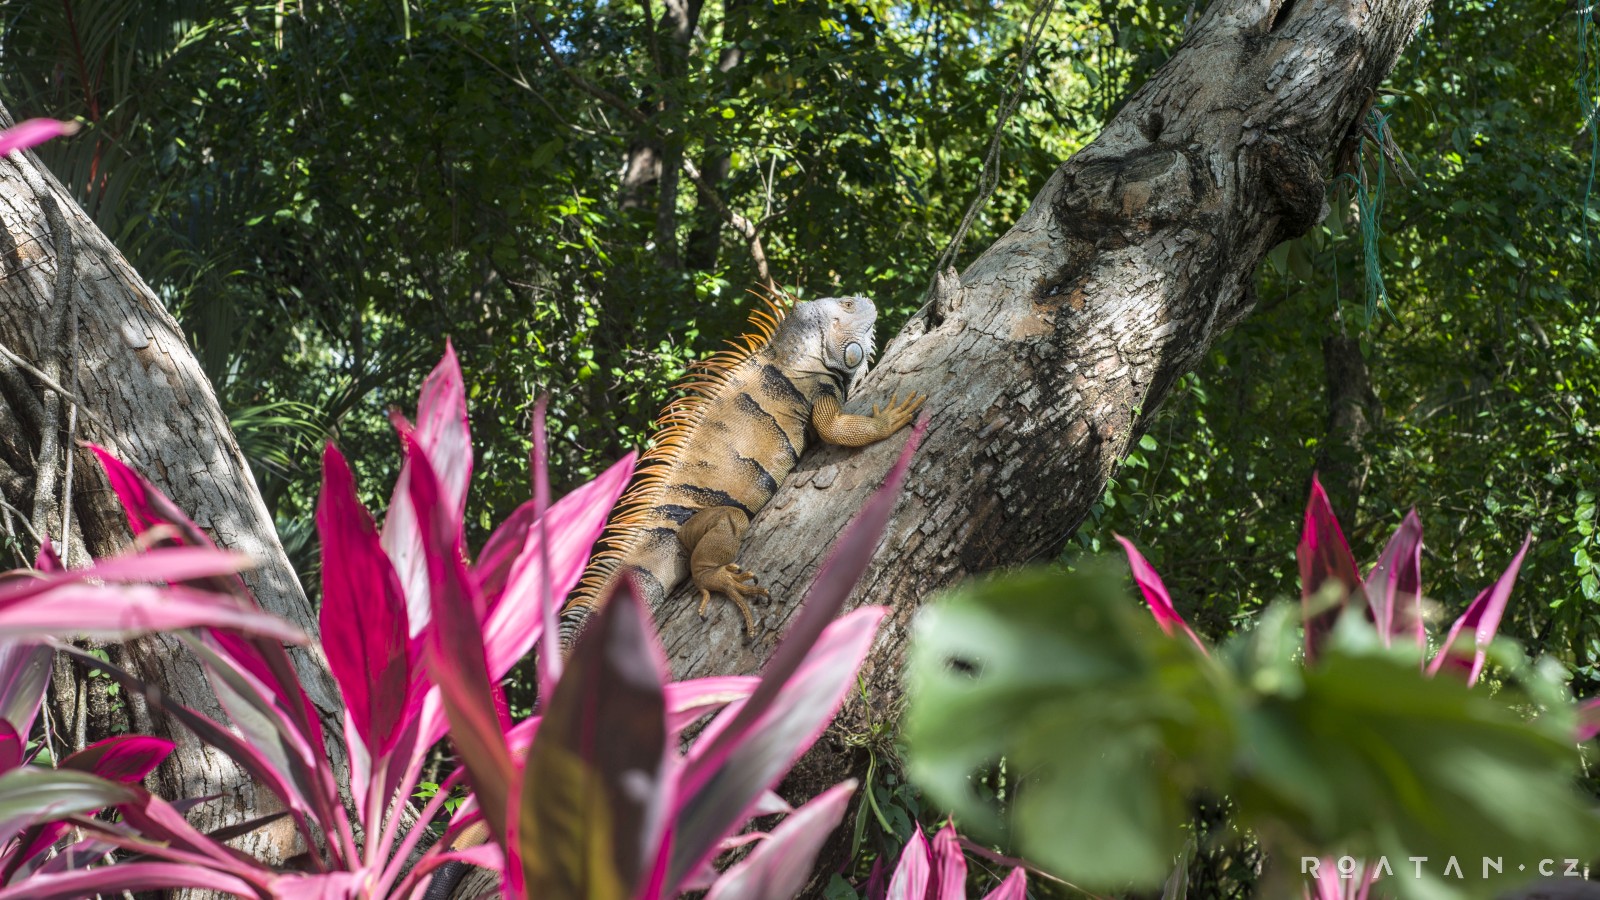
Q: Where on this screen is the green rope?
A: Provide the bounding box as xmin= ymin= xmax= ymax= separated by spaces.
xmin=1332 ymin=109 xmax=1393 ymax=325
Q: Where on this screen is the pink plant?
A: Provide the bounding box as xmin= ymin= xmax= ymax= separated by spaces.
xmin=0 ymin=118 xmax=77 ymax=156
xmin=865 ymin=821 xmax=1026 ymax=900
xmin=0 ymin=344 xmax=916 ymax=898
xmin=1115 ymin=474 xmax=1535 ymax=900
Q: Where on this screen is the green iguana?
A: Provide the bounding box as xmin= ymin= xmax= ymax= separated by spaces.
xmin=420 ymin=293 xmax=921 ymax=900
xmin=558 ymin=292 xmax=923 ymax=651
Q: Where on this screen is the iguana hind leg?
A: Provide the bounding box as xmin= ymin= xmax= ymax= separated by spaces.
xmin=679 ymin=506 xmax=769 ymax=636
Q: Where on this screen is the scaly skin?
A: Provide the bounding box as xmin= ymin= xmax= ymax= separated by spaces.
xmin=420 ymin=295 xmax=922 ymax=900
xmin=558 ymin=293 xmax=923 ymax=652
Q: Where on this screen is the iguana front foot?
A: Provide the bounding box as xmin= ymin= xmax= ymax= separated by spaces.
xmin=813 ymin=391 xmax=927 ymax=447
xmin=680 ymin=506 xmax=769 ymax=638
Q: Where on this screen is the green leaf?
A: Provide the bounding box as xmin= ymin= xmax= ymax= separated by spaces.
xmin=905 ymin=566 xmax=1229 ymax=890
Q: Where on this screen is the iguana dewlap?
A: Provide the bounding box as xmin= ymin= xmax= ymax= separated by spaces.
xmin=558 ymin=294 xmax=923 ymax=651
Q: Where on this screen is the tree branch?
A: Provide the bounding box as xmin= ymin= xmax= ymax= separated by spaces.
xmin=10 ymin=151 xmax=77 ymax=546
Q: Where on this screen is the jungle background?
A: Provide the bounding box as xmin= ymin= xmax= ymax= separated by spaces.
xmin=0 ymin=0 xmax=1596 ymax=890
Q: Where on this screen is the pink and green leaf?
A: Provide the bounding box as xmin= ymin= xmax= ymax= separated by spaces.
xmin=1297 ymin=474 xmax=1363 ymax=659
xmin=929 ymin=820 xmax=967 ymax=900
xmin=409 ymin=439 xmax=516 ymax=850
xmin=670 ymin=606 xmax=888 ymax=890
xmin=316 ymin=444 xmax=421 ymax=759
xmin=981 ymin=868 xmax=1028 ymax=900
xmin=519 ymin=577 xmax=669 ymax=900
xmin=703 ymin=780 xmax=857 ymax=900
xmin=1363 ymin=510 xmax=1424 ymax=653
xmin=887 ymin=825 xmax=931 ymax=900
xmin=0 ymin=119 xmax=78 ymax=156
xmin=0 ymin=861 xmax=258 ymax=900
xmin=0 ymin=768 xmax=134 ymax=850
xmin=481 ymin=451 xmax=635 ymax=680
xmin=0 ymin=583 xmax=304 ymax=643
xmin=665 ymin=676 xmax=759 ymax=733
xmin=1428 ymin=534 xmax=1532 ymax=685
xmin=0 ymin=722 xmax=21 ymax=773
xmin=6 ymin=736 xmax=178 ymax=875
xmin=383 ymin=343 xmax=473 ymax=634
xmin=0 ymin=641 xmax=52 ymax=744
xmin=1114 ymin=534 xmax=1207 ymax=656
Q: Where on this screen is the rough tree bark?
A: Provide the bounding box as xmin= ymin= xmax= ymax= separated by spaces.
xmin=1316 ymin=328 xmax=1380 ymax=529
xmin=0 ymin=103 xmax=346 ymax=868
xmin=646 ymin=0 xmax=1431 ymax=839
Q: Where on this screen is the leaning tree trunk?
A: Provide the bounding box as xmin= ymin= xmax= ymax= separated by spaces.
xmin=0 ymin=103 xmax=345 ymax=868
xmin=649 ymin=0 xmax=1431 ymax=864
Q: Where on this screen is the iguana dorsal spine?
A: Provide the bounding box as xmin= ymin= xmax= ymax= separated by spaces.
xmin=558 ymin=290 xmax=922 ymax=651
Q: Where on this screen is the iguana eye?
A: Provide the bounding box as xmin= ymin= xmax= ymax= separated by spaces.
xmin=844 ymin=341 xmax=864 ymax=368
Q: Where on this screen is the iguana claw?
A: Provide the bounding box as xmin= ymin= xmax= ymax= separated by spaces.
xmin=696 ymin=563 xmax=770 ymax=636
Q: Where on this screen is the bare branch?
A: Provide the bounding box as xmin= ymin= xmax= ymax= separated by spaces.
xmin=10 ymin=152 xmax=77 ymax=546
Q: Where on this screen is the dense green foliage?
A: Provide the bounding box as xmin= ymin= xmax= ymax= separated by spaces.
xmin=906 ymin=566 xmax=1599 ymax=898
xmin=0 ymin=0 xmax=1122 ymax=543
xmin=1067 ymin=2 xmax=1600 ymax=689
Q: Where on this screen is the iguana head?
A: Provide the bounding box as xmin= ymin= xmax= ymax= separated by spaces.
xmin=772 ymin=295 xmax=877 ymax=394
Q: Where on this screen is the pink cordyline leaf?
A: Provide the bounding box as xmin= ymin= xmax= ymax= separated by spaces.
xmin=474 ymin=499 xmax=538 ymax=606
xmin=982 ymin=867 xmax=1028 ymax=900
xmin=58 ymin=643 xmax=318 ymax=825
xmin=1578 ymin=698 xmax=1600 ymax=742
xmin=888 ymin=825 xmax=932 ymax=900
xmin=1298 ymin=474 xmax=1363 ymax=660
xmin=384 ymin=344 xmax=473 ymax=635
xmin=665 ymin=675 xmax=759 ymax=733
xmin=317 ymin=443 xmax=421 ymax=760
xmin=482 ymin=450 xmax=635 ymax=681
xmin=407 ymin=841 xmax=507 ymax=884
xmin=0 ymin=546 xmax=253 ymax=610
xmin=669 ymin=606 xmax=888 ymax=890
xmin=0 ymin=768 xmax=134 ymax=851
xmin=173 ymin=633 xmax=350 ymax=863
xmin=5 ymin=735 xmax=177 ymax=880
xmin=1114 ymin=534 xmax=1208 ymax=656
xmin=531 ymin=397 xmax=563 ymax=701
xmin=681 ymin=418 xmax=924 ymax=800
xmin=0 ymin=640 xmax=52 ymax=743
xmin=704 ymin=780 xmax=857 ymax=900
xmin=1427 ymin=534 xmax=1532 ymax=685
xmin=409 ymin=438 xmax=515 ymax=851
xmin=0 ymin=583 xmax=305 ymax=642
xmin=88 ymin=446 xmax=328 ymax=761
xmin=265 ymin=871 xmax=366 ymax=899
xmin=520 ymin=577 xmax=669 ymax=899
xmin=929 ymin=820 xmax=968 ymax=900
xmin=0 ymin=861 xmax=257 ymax=900
xmin=503 ymin=738 xmax=529 ymax=900
xmin=866 ymin=856 xmax=889 ymax=900
xmin=64 ymin=734 xmax=174 ymax=783
xmin=1363 ymin=510 xmax=1424 ymax=653
xmin=33 ymin=540 xmax=62 ymax=573
xmin=0 ymin=119 xmax=77 ymax=156
xmin=0 ymin=721 xmax=20 ymax=772
xmin=88 ymin=446 xmax=216 ymax=548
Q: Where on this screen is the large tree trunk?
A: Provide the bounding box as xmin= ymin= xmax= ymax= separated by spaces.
xmin=0 ymin=104 xmax=345 ymax=868
xmin=650 ymin=0 xmax=1430 ymax=854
